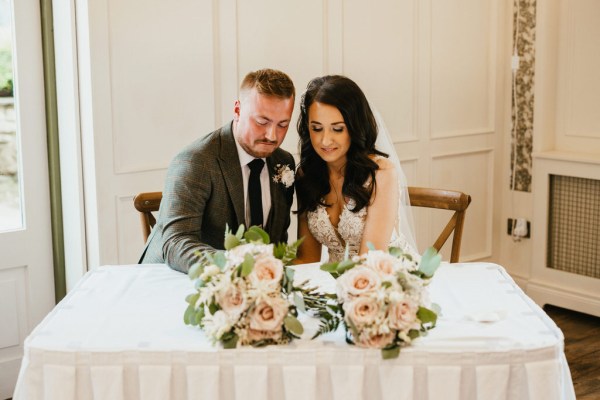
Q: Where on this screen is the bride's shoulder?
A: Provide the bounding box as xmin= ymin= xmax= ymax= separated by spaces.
xmin=369 ymin=155 xmax=396 ymax=173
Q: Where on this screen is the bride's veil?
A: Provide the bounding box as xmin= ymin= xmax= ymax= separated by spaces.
xmin=371 ymin=105 xmax=418 ymax=252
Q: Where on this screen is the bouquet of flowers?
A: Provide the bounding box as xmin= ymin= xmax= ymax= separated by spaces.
xmin=309 ymin=246 xmax=442 ymax=359
xmin=183 ymin=225 xmax=304 ymax=348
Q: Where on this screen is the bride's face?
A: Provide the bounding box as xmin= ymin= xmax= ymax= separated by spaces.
xmin=308 ymin=102 xmax=351 ymax=169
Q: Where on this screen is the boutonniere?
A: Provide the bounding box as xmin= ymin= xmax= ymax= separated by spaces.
xmin=272 ymin=164 xmax=294 ymax=188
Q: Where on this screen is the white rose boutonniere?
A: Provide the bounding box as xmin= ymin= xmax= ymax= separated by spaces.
xmin=272 ymin=164 xmax=294 ymax=188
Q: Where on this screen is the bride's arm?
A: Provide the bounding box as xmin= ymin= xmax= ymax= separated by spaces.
xmin=359 ymin=159 xmax=399 ymax=254
xmin=293 ymin=212 xmax=323 ymax=264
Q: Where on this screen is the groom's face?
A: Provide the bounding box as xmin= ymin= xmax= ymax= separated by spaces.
xmin=233 ymin=89 xmax=294 ymax=158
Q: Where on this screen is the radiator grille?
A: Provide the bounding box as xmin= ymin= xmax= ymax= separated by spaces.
xmin=547 ymin=175 xmax=600 ymax=278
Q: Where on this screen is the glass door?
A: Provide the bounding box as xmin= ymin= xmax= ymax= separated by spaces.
xmin=0 ymin=0 xmax=21 ymax=232
xmin=0 ymin=0 xmax=55 ymax=397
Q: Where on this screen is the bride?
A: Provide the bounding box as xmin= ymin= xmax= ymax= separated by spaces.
xmin=294 ymin=75 xmax=418 ymax=264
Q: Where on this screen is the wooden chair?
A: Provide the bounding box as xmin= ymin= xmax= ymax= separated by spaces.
xmin=408 ymin=187 xmax=472 ymax=263
xmin=133 ymin=191 xmax=163 ymax=243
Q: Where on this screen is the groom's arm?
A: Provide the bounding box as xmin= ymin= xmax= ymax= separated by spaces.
xmin=159 ymin=145 xmax=215 ymax=273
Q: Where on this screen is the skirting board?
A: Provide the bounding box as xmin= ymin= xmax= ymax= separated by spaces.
xmin=527 ymin=281 xmax=600 ymax=318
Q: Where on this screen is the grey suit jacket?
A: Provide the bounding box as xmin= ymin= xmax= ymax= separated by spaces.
xmin=139 ymin=122 xmax=295 ymax=273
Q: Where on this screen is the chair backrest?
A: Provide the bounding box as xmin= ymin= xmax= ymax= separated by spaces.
xmin=408 ymin=187 xmax=472 ymax=263
xmin=133 ymin=191 xmax=163 ymax=243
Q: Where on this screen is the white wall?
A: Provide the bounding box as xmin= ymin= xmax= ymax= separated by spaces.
xmin=56 ymin=0 xmax=512 ymax=276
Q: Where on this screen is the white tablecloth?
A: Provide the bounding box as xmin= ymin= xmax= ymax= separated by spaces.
xmin=13 ymin=262 xmax=575 ymax=400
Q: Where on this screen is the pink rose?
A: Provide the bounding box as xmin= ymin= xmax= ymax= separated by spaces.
xmin=388 ymin=299 xmax=418 ymax=331
xmin=337 ymin=267 xmax=381 ymax=301
xmin=343 ymin=296 xmax=380 ymax=327
xmin=249 ymin=297 xmax=288 ymax=332
xmin=356 ymin=331 xmax=396 ymax=349
xmin=216 ymin=283 xmax=246 ymax=318
xmin=249 ymin=255 xmax=284 ymax=289
xmin=364 ymin=251 xmax=397 ymax=276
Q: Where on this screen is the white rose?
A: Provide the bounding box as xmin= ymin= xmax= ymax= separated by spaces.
xmin=364 ymin=250 xmax=397 ymax=276
xmin=248 ymin=255 xmax=283 ymax=289
xmin=200 ymin=264 xmax=221 ymax=281
xmin=281 ymin=168 xmax=295 ymax=187
xmin=226 ymin=244 xmax=274 ymax=267
xmin=249 ymin=296 xmax=288 ymax=332
xmin=205 ymin=310 xmax=233 ymax=340
xmin=343 ymin=296 xmax=380 ymax=327
xmin=388 ymin=298 xmax=418 ymax=331
xmin=215 ymin=283 xmax=247 ymax=319
xmin=337 ymin=266 xmax=381 ymax=301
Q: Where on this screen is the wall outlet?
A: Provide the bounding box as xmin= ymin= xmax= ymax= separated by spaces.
xmin=507 ymin=218 xmax=530 ymax=238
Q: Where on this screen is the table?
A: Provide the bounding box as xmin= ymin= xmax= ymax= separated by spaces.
xmin=13 ymin=262 xmax=575 ymax=400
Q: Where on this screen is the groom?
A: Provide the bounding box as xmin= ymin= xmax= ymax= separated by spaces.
xmin=139 ymin=68 xmax=296 ymax=273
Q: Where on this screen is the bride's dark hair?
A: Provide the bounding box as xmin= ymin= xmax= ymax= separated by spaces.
xmin=295 ymin=75 xmax=388 ymax=215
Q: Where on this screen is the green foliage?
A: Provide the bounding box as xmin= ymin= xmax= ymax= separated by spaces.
xmin=274 ymin=237 xmax=304 ymax=265
xmin=244 ymin=225 xmax=270 ymax=243
xmin=221 ymin=332 xmax=239 ymax=349
xmin=417 ymin=306 xmax=438 ymax=328
xmin=283 ymin=315 xmax=304 ymax=335
xmin=320 ymin=258 xmax=357 ymax=279
xmin=418 ymin=247 xmax=442 ymax=278
xmin=0 ymin=48 xmax=13 ymax=96
xmin=240 ymin=253 xmax=254 ymax=277
xmin=381 ymin=345 xmax=400 ymax=360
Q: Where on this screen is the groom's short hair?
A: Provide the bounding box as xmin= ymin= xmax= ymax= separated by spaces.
xmin=240 ymin=68 xmax=295 ymax=100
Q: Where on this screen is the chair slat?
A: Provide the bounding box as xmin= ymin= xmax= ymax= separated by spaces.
xmin=133 ymin=192 xmax=163 ymax=243
xmin=408 ymin=187 xmax=472 ymax=262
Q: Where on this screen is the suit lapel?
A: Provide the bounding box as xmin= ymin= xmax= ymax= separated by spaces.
xmin=217 ymin=124 xmax=245 ymax=226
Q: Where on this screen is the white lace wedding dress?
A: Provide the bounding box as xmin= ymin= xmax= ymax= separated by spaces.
xmin=306 ymin=198 xmax=417 ymax=263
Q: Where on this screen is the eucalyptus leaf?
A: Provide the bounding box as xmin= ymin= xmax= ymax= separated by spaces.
xmin=293 ymin=292 xmax=306 ymax=313
xmin=235 ymin=224 xmax=245 ymax=238
xmin=183 ymin=304 xmax=195 ymax=325
xmin=418 ymin=247 xmax=442 ymax=278
xmin=285 ymin=266 xmax=295 ymax=283
xmin=283 ymin=315 xmax=304 ymax=335
xmin=245 ymin=226 xmax=270 ymax=244
xmin=185 ymin=292 xmax=200 ymax=305
xmin=241 ymin=253 xmax=255 ymax=277
xmin=194 ymin=308 xmax=204 ymax=325
xmin=408 ymin=329 xmax=420 ymax=340
xmin=208 ymin=302 xmax=219 ymax=315
xmin=336 ymin=259 xmax=356 ymax=275
xmin=224 ymin=234 xmax=241 ymax=250
xmin=366 ymin=242 xmax=375 ymax=251
xmin=244 ymin=230 xmax=262 ymax=242
xmin=194 ymin=279 xmax=206 ymax=289
xmin=417 ymin=306 xmax=438 ymax=327
xmin=388 ymin=246 xmax=402 ymax=258
xmin=213 ymin=252 xmax=227 ymax=269
xmin=320 ymin=262 xmax=339 ymax=273
xmin=381 ymin=345 xmax=400 ymax=359
xmin=188 ymin=262 xmax=203 ymax=280
xmin=221 ymin=333 xmax=239 ymax=349
xmin=273 ymin=243 xmax=285 ymax=259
